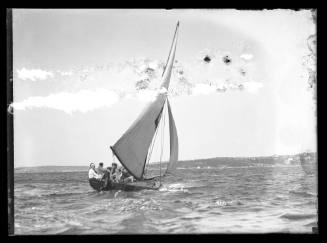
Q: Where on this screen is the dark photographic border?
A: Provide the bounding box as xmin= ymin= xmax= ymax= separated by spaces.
xmin=4 ymin=8 xmax=321 ymax=239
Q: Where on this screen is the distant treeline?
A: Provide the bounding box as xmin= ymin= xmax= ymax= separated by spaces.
xmin=14 ymin=152 xmax=316 ymax=173
xmin=148 ymin=152 xmax=316 ymax=168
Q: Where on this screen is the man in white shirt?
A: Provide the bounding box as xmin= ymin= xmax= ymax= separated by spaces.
xmin=89 ymin=163 xmax=102 ymax=180
xmin=89 ymin=163 xmax=105 ymax=191
xmin=89 ymin=162 xmax=115 ymax=191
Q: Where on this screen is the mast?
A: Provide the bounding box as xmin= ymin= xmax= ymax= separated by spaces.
xmin=162 ymin=21 xmax=179 ymax=77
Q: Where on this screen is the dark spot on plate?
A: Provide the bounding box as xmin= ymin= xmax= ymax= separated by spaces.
xmin=203 ymin=55 xmax=211 ymax=63
xmin=145 ymin=67 xmax=155 ymax=73
xmin=135 ymin=79 xmax=150 ymax=90
xmin=223 ymin=55 xmax=232 ymax=65
xmin=216 ymin=88 xmax=226 ymax=93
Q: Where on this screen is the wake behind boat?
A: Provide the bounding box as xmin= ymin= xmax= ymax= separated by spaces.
xmin=89 ymin=22 xmax=180 ymax=192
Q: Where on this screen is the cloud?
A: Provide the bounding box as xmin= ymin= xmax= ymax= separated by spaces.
xmin=58 ymin=71 xmax=73 ymax=76
xmin=10 ymin=88 xmax=165 ymax=114
xmin=17 ymin=68 xmax=54 ymax=81
xmin=13 ymin=52 xmax=264 ymax=113
xmin=242 ymin=81 xmax=263 ymax=94
xmin=240 ymin=53 xmax=254 ymax=61
xmin=15 ymin=50 xmax=258 ymax=94
xmin=11 ymin=89 xmax=119 ymax=114
xmin=192 ymin=83 xmax=217 ymax=95
xmin=135 ymin=90 xmax=158 ymax=102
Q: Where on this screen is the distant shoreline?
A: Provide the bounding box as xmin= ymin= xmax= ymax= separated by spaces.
xmin=14 ymin=152 xmax=316 ymax=173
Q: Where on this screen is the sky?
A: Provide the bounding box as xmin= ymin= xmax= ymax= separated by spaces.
xmin=11 ymin=9 xmax=317 ymax=167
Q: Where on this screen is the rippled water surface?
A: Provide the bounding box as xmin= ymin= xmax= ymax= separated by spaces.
xmin=14 ymin=160 xmax=318 ymax=234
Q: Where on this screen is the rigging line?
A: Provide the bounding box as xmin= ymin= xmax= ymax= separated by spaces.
xmin=112 ymin=151 xmax=115 ymax=163
xmin=144 ymin=119 xmax=160 ymax=176
xmin=159 ymin=99 xmax=167 ymax=185
xmin=163 ymin=99 xmax=171 ymax=177
xmin=144 ymin=100 xmax=166 ymax=176
xmin=148 ymin=116 xmax=160 ymax=161
xmin=144 ymin=98 xmax=168 ymax=178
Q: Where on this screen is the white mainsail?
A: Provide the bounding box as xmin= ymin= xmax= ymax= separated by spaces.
xmin=111 ymin=22 xmax=179 ymax=179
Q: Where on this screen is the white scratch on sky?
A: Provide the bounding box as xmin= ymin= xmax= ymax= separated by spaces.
xmin=17 ymin=68 xmax=54 ymax=81
xmin=11 ymin=89 xmax=120 ymax=114
xmin=13 ymin=50 xmax=265 ymax=113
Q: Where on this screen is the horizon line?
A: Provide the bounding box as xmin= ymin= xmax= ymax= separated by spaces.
xmin=14 ymin=151 xmax=316 ymax=169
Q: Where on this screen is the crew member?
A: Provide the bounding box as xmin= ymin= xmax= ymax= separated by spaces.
xmin=96 ymin=162 xmax=106 ymax=176
xmin=88 ymin=163 xmax=103 ymax=191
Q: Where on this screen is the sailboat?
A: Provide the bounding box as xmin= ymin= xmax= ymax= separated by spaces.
xmin=91 ymin=22 xmax=180 ymax=191
xmin=300 ymin=152 xmax=316 ymax=175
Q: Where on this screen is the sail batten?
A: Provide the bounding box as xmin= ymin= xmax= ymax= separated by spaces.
xmin=111 ymin=22 xmax=179 ymax=180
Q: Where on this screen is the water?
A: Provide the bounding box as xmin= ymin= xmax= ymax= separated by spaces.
xmin=14 ymin=159 xmax=318 ymax=234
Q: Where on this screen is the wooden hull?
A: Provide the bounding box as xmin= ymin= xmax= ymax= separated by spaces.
xmin=106 ymin=180 xmax=160 ymax=191
xmin=89 ymin=177 xmax=161 ymax=192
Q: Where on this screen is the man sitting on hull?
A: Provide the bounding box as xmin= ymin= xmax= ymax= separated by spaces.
xmin=110 ymin=163 xmax=118 ymax=182
xmin=110 ymin=163 xmax=134 ymax=183
xmin=120 ymin=167 xmax=135 ymax=183
xmin=88 ymin=162 xmax=111 ymax=191
xmin=96 ymin=162 xmax=106 ymax=176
